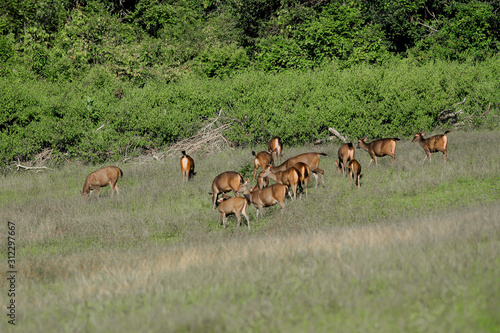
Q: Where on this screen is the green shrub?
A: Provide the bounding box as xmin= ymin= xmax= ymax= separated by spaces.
xmin=0 ymin=57 xmax=498 ymax=165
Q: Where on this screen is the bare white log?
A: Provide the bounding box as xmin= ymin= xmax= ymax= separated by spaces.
xmin=328 ymin=127 xmax=347 ymax=142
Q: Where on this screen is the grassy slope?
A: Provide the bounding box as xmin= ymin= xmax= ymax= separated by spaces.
xmin=1 ymin=130 xmax=499 ymax=332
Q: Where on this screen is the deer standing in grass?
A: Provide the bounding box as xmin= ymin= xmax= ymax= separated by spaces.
xmin=252 ymin=150 xmax=273 ymax=185
xmin=412 ymin=131 xmax=450 ymax=163
xmin=293 ymin=162 xmax=310 ymax=198
xmin=348 ymin=159 xmax=363 ymax=188
xmin=237 ymin=180 xmax=287 ymax=219
xmin=335 ymin=142 xmax=355 ymax=176
xmin=268 ymin=137 xmax=283 ymax=163
xmin=81 ymin=166 xmax=123 ymax=199
xmin=216 ymin=194 xmax=250 ymax=230
xmin=272 ymin=152 xmax=327 ymax=188
xmin=210 ymin=171 xmax=244 ymax=210
xmin=357 ymin=137 xmax=400 ymax=166
xmin=258 ymin=164 xmax=301 ymax=200
xmin=180 ymin=151 xmax=196 ymax=182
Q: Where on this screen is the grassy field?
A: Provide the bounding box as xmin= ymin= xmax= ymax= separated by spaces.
xmin=1 ymin=130 xmax=499 ymax=332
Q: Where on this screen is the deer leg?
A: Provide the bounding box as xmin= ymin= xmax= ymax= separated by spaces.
xmin=242 ymin=207 xmax=250 ymax=230
xmin=278 ymin=201 xmax=285 ymax=213
xmin=312 ymin=168 xmax=325 ymax=187
xmin=212 ymin=192 xmax=219 ymax=210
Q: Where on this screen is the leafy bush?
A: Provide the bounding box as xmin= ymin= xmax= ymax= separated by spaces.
xmin=1 ymin=57 xmax=498 ymax=165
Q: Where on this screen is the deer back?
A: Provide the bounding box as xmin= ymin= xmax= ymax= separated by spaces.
xmin=212 ymin=171 xmax=243 ymax=193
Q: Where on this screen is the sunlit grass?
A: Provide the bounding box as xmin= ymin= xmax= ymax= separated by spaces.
xmin=0 ymin=130 xmax=499 ymax=332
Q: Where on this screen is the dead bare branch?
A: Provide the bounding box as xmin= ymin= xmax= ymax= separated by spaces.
xmin=328 ymin=127 xmax=347 ymax=142
xmin=94 ymin=124 xmax=105 ymax=133
xmin=439 ymin=97 xmax=467 ymax=122
xmin=15 ymin=159 xmax=52 ymax=172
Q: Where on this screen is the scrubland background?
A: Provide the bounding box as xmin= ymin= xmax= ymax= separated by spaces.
xmin=1 ymin=129 xmax=499 ymax=332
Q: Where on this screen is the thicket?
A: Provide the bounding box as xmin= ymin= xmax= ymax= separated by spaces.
xmin=0 ymin=0 xmax=499 ymax=164
xmin=1 ymin=58 xmax=499 ymax=165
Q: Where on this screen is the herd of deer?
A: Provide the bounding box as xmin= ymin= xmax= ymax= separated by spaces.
xmin=80 ymin=131 xmax=451 ymax=230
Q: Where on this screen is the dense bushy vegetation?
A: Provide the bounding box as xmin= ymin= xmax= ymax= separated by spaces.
xmin=0 ymin=0 xmax=499 ymax=164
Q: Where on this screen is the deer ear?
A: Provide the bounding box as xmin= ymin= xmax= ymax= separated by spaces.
xmin=421 ymin=132 xmax=425 ymax=136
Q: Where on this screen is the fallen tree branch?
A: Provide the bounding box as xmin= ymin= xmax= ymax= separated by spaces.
xmin=328 ymin=127 xmax=347 ymax=142
xmin=15 ymin=160 xmax=52 ymax=172
xmin=94 ymin=124 xmax=105 ymax=133
xmin=439 ymin=97 xmax=467 ymax=122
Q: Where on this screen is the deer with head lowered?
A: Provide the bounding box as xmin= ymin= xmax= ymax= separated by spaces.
xmin=216 ymin=194 xmax=250 ymax=230
xmin=412 ymin=130 xmax=450 ymax=163
xmin=258 ymin=164 xmax=301 ymax=200
xmin=180 ymin=151 xmax=196 ymax=182
xmin=335 ymin=142 xmax=355 ymax=177
xmin=252 ymin=150 xmax=273 ymax=184
xmin=81 ymin=166 xmax=123 ymax=199
xmin=268 ymin=136 xmax=283 ymax=163
xmin=357 ymin=137 xmax=400 ymax=166
xmin=210 ymin=171 xmax=244 ymax=210
xmin=348 ymin=159 xmax=363 ymax=188
xmin=237 ymin=180 xmax=287 ymax=219
xmin=271 ymin=152 xmax=327 ymax=188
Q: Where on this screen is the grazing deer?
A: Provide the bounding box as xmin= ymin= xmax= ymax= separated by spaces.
xmin=216 ymin=194 xmax=250 ymax=230
xmin=210 ymin=171 xmax=244 ymax=210
xmin=268 ymin=137 xmax=283 ymax=163
xmin=81 ymin=166 xmax=123 ymax=199
xmin=336 ymin=143 xmax=355 ymax=176
xmin=180 ymin=151 xmax=196 ymax=182
xmin=237 ymin=180 xmax=287 ymax=219
xmin=412 ymin=131 xmax=450 ymax=163
xmin=258 ymin=165 xmax=301 ymax=200
xmin=293 ymin=162 xmax=311 ymax=198
xmin=357 ymin=137 xmax=400 ymax=166
xmin=272 ymin=152 xmax=327 ymax=188
xmin=252 ymin=150 xmax=273 ymax=180
xmin=348 ymin=159 xmax=363 ymax=188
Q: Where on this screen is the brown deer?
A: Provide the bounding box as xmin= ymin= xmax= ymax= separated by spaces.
xmin=258 ymin=165 xmax=301 ymax=200
xmin=252 ymin=150 xmax=273 ymax=180
xmin=81 ymin=166 xmax=123 ymax=199
xmin=256 ymin=174 xmax=269 ymax=189
xmin=293 ymin=162 xmax=310 ymax=198
xmin=210 ymin=171 xmax=244 ymax=210
xmin=180 ymin=151 xmax=196 ymax=182
xmin=216 ymin=194 xmax=250 ymax=230
xmin=348 ymin=159 xmax=363 ymax=188
xmin=272 ymin=152 xmax=327 ymax=188
xmin=268 ymin=137 xmax=283 ymax=163
xmin=357 ymin=137 xmax=400 ymax=166
xmin=336 ymin=143 xmax=355 ymax=176
xmin=237 ymin=180 xmax=287 ymax=219
xmin=412 ymin=131 xmax=450 ymax=163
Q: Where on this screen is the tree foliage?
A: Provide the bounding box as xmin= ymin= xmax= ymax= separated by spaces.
xmin=0 ymin=0 xmax=498 ymax=164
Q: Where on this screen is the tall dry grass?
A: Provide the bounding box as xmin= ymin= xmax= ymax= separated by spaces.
xmin=0 ymin=129 xmax=499 ymax=332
